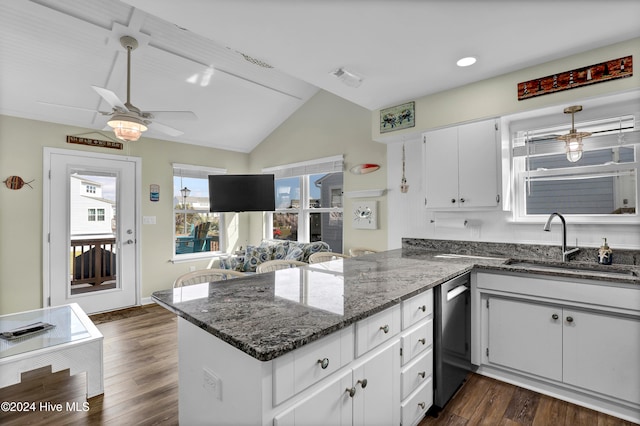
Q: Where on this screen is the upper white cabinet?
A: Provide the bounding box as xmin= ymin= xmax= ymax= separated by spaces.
xmin=424 ymin=119 xmax=500 ymax=209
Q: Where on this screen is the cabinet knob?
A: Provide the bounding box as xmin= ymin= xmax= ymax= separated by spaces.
xmin=418 ymin=305 xmax=426 ymax=312
xmin=379 ymin=325 xmax=390 ymax=334
xmin=566 ymin=316 xmax=574 ymax=323
xmin=418 ymin=402 xmax=426 ymax=409
xmin=418 ymin=371 xmax=426 ymax=379
xmin=552 ymin=314 xmax=559 ymax=320
xmin=418 ymin=338 xmax=426 ymax=345
xmin=451 ymin=198 xmax=457 ymax=203
xmin=357 ymin=379 xmax=368 ymax=389
xmin=317 ymin=358 xmax=329 ymax=369
xmin=460 ymin=198 xmax=465 ymax=203
xmin=345 ymin=387 xmax=356 ymax=398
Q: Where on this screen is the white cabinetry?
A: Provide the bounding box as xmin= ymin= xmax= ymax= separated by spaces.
xmin=424 ymin=119 xmax=500 ymax=209
xmin=399 ymin=290 xmax=434 ymax=426
xmin=177 ymin=290 xmax=434 ymax=426
xmin=274 ymin=341 xmax=399 ymax=426
xmin=472 ymin=271 xmax=640 ymax=424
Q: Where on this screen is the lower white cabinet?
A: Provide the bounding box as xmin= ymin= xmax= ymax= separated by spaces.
xmin=473 ymin=271 xmax=640 ymax=424
xmin=274 ymin=340 xmax=400 ymax=426
xmin=488 ymin=297 xmax=562 ymax=381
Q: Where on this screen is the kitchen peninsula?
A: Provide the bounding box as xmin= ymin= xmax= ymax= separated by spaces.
xmin=151 ymin=240 xmax=640 ymax=425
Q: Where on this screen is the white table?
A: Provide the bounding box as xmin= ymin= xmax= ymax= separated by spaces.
xmin=0 ymin=303 xmax=104 ymax=398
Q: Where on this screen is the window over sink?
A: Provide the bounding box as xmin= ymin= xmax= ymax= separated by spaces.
xmin=508 ymin=92 xmax=639 ymax=224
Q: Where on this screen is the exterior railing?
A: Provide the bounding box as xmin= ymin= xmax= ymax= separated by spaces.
xmin=70 ymin=237 xmax=117 ymax=292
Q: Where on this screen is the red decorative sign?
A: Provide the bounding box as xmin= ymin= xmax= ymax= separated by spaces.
xmin=518 ymin=55 xmax=632 ymax=101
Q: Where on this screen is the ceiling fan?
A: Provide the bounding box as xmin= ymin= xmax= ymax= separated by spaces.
xmin=43 ymin=35 xmax=197 ymax=141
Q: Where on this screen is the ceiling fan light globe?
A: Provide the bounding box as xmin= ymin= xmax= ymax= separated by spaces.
xmin=108 ymin=115 xmax=148 ymax=141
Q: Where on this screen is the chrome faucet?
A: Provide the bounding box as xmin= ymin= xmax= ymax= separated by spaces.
xmin=543 ymin=212 xmax=580 ymax=262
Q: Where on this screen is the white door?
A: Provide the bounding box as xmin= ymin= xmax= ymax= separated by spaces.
xmin=44 ymin=148 xmax=139 ymax=314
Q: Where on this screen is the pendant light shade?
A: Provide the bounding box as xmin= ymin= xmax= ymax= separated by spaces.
xmin=557 ymin=105 xmax=590 ymax=163
xmin=108 ymin=113 xmax=148 ymax=141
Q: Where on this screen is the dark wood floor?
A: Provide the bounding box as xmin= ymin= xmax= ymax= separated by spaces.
xmin=0 ymin=304 xmax=635 ymax=425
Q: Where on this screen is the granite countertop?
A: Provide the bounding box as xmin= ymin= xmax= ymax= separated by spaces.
xmin=152 ymin=240 xmax=640 ymax=362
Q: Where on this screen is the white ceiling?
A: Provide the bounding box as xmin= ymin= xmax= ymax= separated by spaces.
xmin=2 ymin=0 xmax=640 ymax=153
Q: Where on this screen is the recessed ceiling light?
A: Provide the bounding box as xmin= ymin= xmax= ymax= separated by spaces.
xmin=456 ymin=57 xmax=477 ymax=67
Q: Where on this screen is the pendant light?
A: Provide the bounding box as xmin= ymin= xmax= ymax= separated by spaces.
xmin=557 ymin=105 xmax=590 ymax=163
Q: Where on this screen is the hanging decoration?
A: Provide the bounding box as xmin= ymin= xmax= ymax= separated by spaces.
xmin=400 ymin=144 xmax=409 ymax=193
xmin=67 ymin=135 xmax=123 ymax=150
xmin=4 ymin=176 xmax=34 ymax=190
xmin=349 ymin=163 xmax=380 ymax=174
xmin=517 ymin=55 xmax=632 ymax=101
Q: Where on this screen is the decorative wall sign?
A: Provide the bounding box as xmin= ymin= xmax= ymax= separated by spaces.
xmin=150 ymin=184 xmax=160 ymax=202
xmin=380 ymin=101 xmax=415 ymax=133
xmin=3 ymin=176 xmax=34 ymax=190
xmin=352 ymin=201 xmax=378 ymax=230
xmin=67 ymin=135 xmax=123 ymax=150
xmin=517 ymin=55 xmax=632 ymax=101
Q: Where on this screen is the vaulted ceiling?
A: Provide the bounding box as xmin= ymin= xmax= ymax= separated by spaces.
xmin=2 ymin=0 xmax=639 ymax=153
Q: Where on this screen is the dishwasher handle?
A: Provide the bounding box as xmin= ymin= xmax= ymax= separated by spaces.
xmin=446 ymin=284 xmax=469 ymax=302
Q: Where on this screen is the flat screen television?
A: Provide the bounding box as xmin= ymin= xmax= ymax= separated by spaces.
xmin=208 ymin=174 xmax=275 ymax=212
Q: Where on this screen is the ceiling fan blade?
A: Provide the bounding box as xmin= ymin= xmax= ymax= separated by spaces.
xmin=37 ymin=101 xmax=111 ymax=115
xmin=148 ymin=121 xmax=184 ymax=137
xmin=145 ymin=111 xmax=197 ymax=121
xmin=91 ymin=86 xmax=128 ymax=111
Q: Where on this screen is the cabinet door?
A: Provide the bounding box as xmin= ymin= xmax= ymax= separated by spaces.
xmin=352 ymin=340 xmax=400 ymax=426
xmin=488 ymin=298 xmax=562 ymax=381
xmin=563 ymin=309 xmax=640 ymax=404
xmin=457 ymin=119 xmax=499 ymax=208
xmin=273 ymin=369 xmax=352 ymax=426
xmin=424 ymin=126 xmax=459 ymax=209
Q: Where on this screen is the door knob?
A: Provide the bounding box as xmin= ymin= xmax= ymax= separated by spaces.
xmin=125 ymin=239 xmax=134 ymax=245
xmin=566 ymin=316 xmax=574 ymax=323
xmin=552 ymin=314 xmax=559 ymax=320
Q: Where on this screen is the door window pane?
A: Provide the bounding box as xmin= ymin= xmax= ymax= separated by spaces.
xmin=275 ymin=177 xmax=300 ymax=209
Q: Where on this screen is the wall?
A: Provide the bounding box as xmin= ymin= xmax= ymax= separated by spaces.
xmin=0 ymin=115 xmax=248 ymax=314
xmin=249 ymin=90 xmax=387 ymax=254
xmin=383 ymin=38 xmax=640 ymax=250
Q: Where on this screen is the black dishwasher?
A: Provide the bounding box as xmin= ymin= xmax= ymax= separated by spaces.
xmin=433 ymin=273 xmax=471 ymax=410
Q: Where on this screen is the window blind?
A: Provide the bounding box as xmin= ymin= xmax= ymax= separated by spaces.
xmin=172 ymin=163 xmax=226 ymax=179
xmin=262 ymin=155 xmax=343 ymax=179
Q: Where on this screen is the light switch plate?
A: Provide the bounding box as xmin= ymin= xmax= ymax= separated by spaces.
xmin=142 ymin=216 xmax=156 ymax=225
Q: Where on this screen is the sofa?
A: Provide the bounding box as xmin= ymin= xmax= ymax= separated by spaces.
xmin=219 ymin=239 xmax=331 ymax=273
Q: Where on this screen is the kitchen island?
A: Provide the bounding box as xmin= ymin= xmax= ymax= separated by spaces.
xmin=152 ymin=241 xmax=640 ymax=425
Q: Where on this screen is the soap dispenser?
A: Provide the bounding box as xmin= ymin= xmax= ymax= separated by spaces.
xmin=598 ymin=238 xmax=613 ymax=265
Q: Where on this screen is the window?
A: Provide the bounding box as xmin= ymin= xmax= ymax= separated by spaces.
xmin=97 ymin=208 xmax=105 ymax=221
xmin=86 ymin=185 xmax=96 ymax=194
xmin=265 ymin=156 xmax=344 ymax=252
xmin=173 ymin=163 xmax=226 ymax=258
xmin=510 ymin=101 xmax=639 ymax=223
xmin=88 ymin=208 xmax=95 ymax=221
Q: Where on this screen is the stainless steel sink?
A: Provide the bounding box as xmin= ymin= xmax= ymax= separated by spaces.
xmin=504 ymin=259 xmax=638 ymax=278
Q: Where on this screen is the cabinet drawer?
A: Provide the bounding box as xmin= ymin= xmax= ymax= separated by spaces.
xmin=401 ymin=318 xmax=433 ymax=365
xmin=401 ymin=378 xmax=433 ymax=426
xmin=273 ymin=326 xmax=354 ymax=405
xmin=402 ymin=289 xmax=433 ymax=329
xmin=401 ymin=348 xmax=433 ymax=400
xmin=355 ymin=304 xmax=401 ymax=357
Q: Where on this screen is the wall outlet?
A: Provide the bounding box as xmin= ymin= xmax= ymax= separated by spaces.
xmin=203 ymin=368 xmax=222 ymax=401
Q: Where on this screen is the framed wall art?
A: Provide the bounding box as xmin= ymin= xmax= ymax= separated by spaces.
xmin=380 ymin=101 xmax=415 ymax=133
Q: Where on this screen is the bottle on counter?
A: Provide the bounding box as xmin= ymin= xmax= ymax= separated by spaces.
xmin=597 ymin=238 xmax=613 ymax=265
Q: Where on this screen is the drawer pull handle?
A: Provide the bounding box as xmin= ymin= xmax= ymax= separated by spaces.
xmin=566 ymin=316 xmax=574 ymax=323
xmin=317 ymin=358 xmax=329 ymax=369
xmin=418 ymin=305 xmax=426 ymax=312
xmin=357 ymin=379 xmax=368 ymax=389
xmin=418 ymin=338 xmax=426 ymax=345
xmin=418 ymin=402 xmax=426 ymax=409
xmin=418 ymin=371 xmax=426 ymax=379
xmin=379 ymin=325 xmax=390 ymax=334
xmin=552 ymin=314 xmax=559 ymax=320
xmin=345 ymin=387 xmax=356 ymax=398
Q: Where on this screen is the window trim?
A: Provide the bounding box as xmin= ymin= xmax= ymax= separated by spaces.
xmin=172 ymin=163 xmax=227 ymax=261
xmin=264 ymin=156 xmax=344 ymax=246
xmin=504 ymin=90 xmax=640 ymax=225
